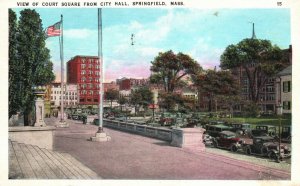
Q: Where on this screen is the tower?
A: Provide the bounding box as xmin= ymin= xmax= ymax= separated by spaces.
xmin=251 ymin=23 xmax=257 ymax=39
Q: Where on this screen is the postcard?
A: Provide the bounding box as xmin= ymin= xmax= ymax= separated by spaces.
xmin=1 ymin=0 xmax=300 ymax=185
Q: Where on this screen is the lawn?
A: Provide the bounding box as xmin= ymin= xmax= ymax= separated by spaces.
xmin=207 ymin=117 xmax=291 ymax=127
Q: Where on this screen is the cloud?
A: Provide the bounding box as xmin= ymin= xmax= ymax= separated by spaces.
xmin=189 ymin=38 xmax=224 ymax=70
xmin=64 ymin=29 xmax=97 ymax=39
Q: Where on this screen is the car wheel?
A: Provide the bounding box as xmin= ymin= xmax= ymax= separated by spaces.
xmin=246 ymin=146 xmax=251 ymax=155
xmin=261 ymin=147 xmax=268 ymax=155
xmin=268 ymin=151 xmax=280 ymax=163
xmin=231 ymin=144 xmax=238 ymax=152
xmin=212 ymin=140 xmax=218 ymax=148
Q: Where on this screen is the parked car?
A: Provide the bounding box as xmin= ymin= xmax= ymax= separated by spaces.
xmin=243 ymin=136 xmax=291 ymax=162
xmin=250 ymin=129 xmax=269 ymax=138
xmin=230 ymin=123 xmax=252 ymax=136
xmin=205 ymin=124 xmax=233 ymax=137
xmin=211 ymin=131 xmax=244 ymax=152
xmin=281 ymin=126 xmax=291 ymax=143
xmin=256 ymin=125 xmax=277 ymax=137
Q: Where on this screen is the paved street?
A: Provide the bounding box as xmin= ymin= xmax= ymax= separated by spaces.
xmin=45 ymin=117 xmax=291 ymax=180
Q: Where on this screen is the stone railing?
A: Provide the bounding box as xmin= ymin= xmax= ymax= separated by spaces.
xmin=103 ymin=119 xmax=172 ymax=142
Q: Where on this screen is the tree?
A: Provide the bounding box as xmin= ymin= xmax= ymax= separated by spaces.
xmin=9 ymin=9 xmax=20 ymax=118
xmin=193 ymin=70 xmax=240 ymax=112
xmin=220 ymin=38 xmax=288 ymax=103
xmin=150 ymin=50 xmax=202 ymax=93
xmin=104 ymin=89 xmax=119 ymax=108
xmin=14 ymin=9 xmax=55 ymax=125
xmin=158 ymin=92 xmax=186 ymax=112
xmin=118 ymin=95 xmax=127 ymax=112
xmin=129 ymin=87 xmax=153 ymax=116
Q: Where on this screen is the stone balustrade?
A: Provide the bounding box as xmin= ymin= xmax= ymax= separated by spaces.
xmin=103 ymin=119 xmax=172 ymax=142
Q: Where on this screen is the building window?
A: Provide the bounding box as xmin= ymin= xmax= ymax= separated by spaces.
xmin=82 ymin=58 xmax=86 ymax=63
xmin=81 ymin=64 xmax=86 ymax=69
xmin=81 ymin=70 xmax=86 ymax=75
xmin=283 ymin=81 xmax=291 ymax=92
xmin=267 ymin=86 xmax=274 ymax=92
xmin=283 ymin=101 xmax=291 ymax=110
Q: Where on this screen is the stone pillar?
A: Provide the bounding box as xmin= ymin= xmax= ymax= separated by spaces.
xmin=34 ymin=97 xmax=46 ymax=127
xmin=32 ymin=87 xmax=47 ymax=127
xmin=171 ymin=128 xmax=206 ymax=151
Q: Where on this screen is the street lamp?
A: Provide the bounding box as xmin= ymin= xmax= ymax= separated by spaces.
xmin=276 ymin=103 xmax=283 ymax=162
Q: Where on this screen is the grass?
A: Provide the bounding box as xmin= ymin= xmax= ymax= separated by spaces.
xmin=207 ymin=117 xmax=291 ymax=127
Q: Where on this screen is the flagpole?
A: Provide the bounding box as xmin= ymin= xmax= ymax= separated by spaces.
xmin=59 ymin=14 xmax=65 ymax=124
xmin=98 ymin=8 xmax=104 ymax=131
xmin=90 ymin=8 xmax=110 ymax=141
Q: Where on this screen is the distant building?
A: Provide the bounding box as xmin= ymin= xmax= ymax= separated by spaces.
xmin=117 ymin=77 xmax=149 ymax=90
xmin=50 ymin=83 xmax=78 ymax=107
xmin=104 ymin=81 xmax=119 ymax=92
xmin=67 ymin=55 xmax=100 ymax=105
xmin=276 ymin=65 xmax=292 ymax=115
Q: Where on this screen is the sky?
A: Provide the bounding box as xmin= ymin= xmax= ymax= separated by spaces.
xmin=13 ymin=8 xmax=291 ymax=82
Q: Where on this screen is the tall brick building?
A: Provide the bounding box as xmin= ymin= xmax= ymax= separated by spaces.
xmin=67 ymin=55 xmax=101 ymax=105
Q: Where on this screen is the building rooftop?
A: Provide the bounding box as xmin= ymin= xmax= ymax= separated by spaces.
xmin=277 ymin=65 xmax=292 ymax=76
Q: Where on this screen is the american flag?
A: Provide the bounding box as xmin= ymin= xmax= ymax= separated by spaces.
xmin=45 ymin=21 xmax=61 ymax=37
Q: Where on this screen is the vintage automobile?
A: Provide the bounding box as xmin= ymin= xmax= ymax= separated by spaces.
xmin=243 ymin=136 xmax=291 ymax=162
xmin=250 ymin=129 xmax=269 ymax=138
xmin=230 ymin=123 xmax=252 ymax=136
xmin=255 ymin=125 xmax=277 ymax=137
xmin=205 ymin=124 xmax=233 ymax=137
xmin=211 ymin=131 xmax=244 ymax=152
xmin=281 ymin=126 xmax=292 ymax=143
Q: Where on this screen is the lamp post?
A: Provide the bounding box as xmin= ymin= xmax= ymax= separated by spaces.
xmin=277 ymin=103 xmax=283 ymax=162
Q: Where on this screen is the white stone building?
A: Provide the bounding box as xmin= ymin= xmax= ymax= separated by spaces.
xmin=50 ymin=83 xmax=78 ymax=107
xmin=276 ymin=65 xmax=292 ymax=115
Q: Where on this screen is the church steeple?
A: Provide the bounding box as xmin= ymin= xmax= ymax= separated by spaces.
xmin=251 ymin=22 xmax=257 ymax=39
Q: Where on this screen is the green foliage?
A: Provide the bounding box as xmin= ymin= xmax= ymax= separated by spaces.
xmin=158 ymin=92 xmax=187 ymax=112
xmin=150 ymin=50 xmax=202 ymax=92
xmin=9 ymin=9 xmax=55 ymax=125
xmin=118 ymin=96 xmax=127 ymax=105
xmin=104 ymin=89 xmax=119 ymax=108
xmin=242 ymin=101 xmax=260 ymax=117
xmin=193 ymin=69 xmax=240 ymax=112
xmin=129 ymin=87 xmax=153 ymax=114
xmin=9 ymin=9 xmax=20 ymax=117
xmin=220 ymin=38 xmax=288 ymax=102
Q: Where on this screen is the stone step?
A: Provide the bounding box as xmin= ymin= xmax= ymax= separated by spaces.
xmin=9 ymin=140 xmax=99 ymax=179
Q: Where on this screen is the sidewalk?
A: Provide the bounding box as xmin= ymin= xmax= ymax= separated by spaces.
xmin=46 ymin=117 xmax=291 ymax=180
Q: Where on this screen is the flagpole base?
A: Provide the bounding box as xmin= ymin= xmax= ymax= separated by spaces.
xmin=56 ymin=120 xmax=69 ymax=128
xmin=90 ymin=127 xmax=111 ymax=142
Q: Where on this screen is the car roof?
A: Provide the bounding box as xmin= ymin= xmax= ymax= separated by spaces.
xmin=257 ymin=125 xmax=276 ymax=127
xmin=219 ymin=130 xmax=236 ymax=135
xmin=254 ymin=136 xmax=274 ymax=140
xmin=207 ymin=124 xmax=232 ymax=129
